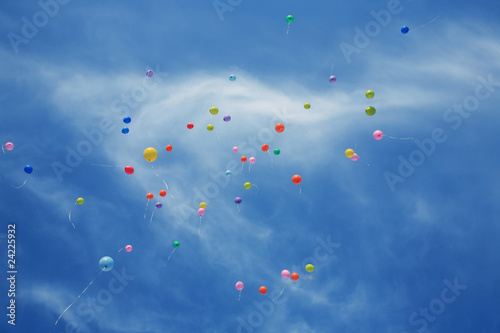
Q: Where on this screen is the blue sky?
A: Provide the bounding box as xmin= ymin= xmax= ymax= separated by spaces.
xmin=1 ymin=0 xmax=500 ymax=332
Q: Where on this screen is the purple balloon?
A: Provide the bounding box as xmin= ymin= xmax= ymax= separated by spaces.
xmin=146 ymin=70 xmax=153 ymax=78
xmin=223 ymin=115 xmax=231 ymax=122
xmin=329 ymin=75 xmax=337 ymax=83
xmin=155 ymin=202 xmax=162 ymax=209
xmin=235 ymin=197 xmax=242 ymax=204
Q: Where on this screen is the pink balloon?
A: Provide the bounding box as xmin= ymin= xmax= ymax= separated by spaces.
xmin=198 ymin=208 xmax=205 ymax=216
xmin=373 ymin=130 xmax=383 ymax=140
xmin=249 ymin=157 xmax=256 ymax=164
xmin=350 ymin=153 xmax=359 ymax=161
xmin=125 ymin=245 xmax=132 ymax=252
xmin=235 ymin=281 xmax=244 ymax=291
xmin=5 ymin=142 xmax=13 ymax=151
xmin=281 ymin=270 xmax=290 ymax=278
xmin=232 ymin=146 xmax=239 ymax=153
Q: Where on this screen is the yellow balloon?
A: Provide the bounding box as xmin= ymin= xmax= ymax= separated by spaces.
xmin=76 ymin=198 xmax=84 ymax=205
xmin=244 ymin=182 xmax=251 ymax=189
xmin=209 ymin=107 xmax=219 ymax=115
xmin=143 ymin=147 xmax=158 ymax=162
xmin=305 ymin=264 xmax=315 ymax=272
xmin=345 ymin=149 xmax=354 ymax=158
xmin=207 ymin=124 xmax=214 ymax=131
xmin=304 ymin=103 xmax=311 ymax=109
xmin=199 ymin=202 xmax=207 ymax=209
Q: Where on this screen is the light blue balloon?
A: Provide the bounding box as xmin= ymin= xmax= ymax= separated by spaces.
xmin=99 ymin=256 xmax=114 ymax=272
xmin=229 ymin=75 xmax=236 ymax=82
xmin=225 ymin=170 xmax=232 ymax=176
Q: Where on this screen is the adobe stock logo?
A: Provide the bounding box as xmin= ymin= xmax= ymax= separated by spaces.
xmin=400 ymin=277 xmax=466 ymax=333
xmin=339 ymin=0 xmax=404 ymax=63
xmin=384 ymin=74 xmax=499 ymax=192
xmin=7 ymin=0 xmax=72 ymax=54
xmin=213 ymin=0 xmax=243 ymax=21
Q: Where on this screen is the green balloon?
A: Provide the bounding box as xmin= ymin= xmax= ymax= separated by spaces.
xmin=365 ymin=106 xmax=376 ymax=116
xmin=274 ymin=148 xmax=281 ymax=155
xmin=207 ymin=124 xmax=214 ymax=131
xmin=244 ymin=182 xmax=251 ymax=190
xmin=173 ymin=241 xmax=180 ymax=248
xmin=76 ymin=197 xmax=84 ymax=205
xmin=365 ymin=90 xmax=374 ymax=99
xmin=209 ymin=107 xmax=219 ymax=115
xmin=286 ymin=15 xmax=294 ymax=23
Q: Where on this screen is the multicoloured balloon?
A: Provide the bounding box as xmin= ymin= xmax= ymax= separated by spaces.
xmin=143 ymin=147 xmax=158 ymax=162
xmin=24 ymin=165 xmax=33 ymax=174
xmin=124 ymin=166 xmax=134 ymax=175
xmin=365 ymin=106 xmax=376 ymax=116
xmin=99 ymin=256 xmax=114 ymax=272
xmin=373 ymin=130 xmax=383 ymax=140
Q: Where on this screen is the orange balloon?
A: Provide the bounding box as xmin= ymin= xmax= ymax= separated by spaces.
xmin=292 ymin=175 xmax=302 ymax=184
xmin=159 ymin=190 xmax=166 ymax=197
xmin=275 ymin=123 xmax=285 ymax=133
xmin=241 ymin=156 xmax=248 ymax=163
xmin=291 ymin=272 xmax=299 ymax=281
xmin=166 ymin=145 xmax=173 ymax=152
xmin=259 ymin=286 xmax=267 ymax=295
xmin=146 ymin=193 xmax=153 ymax=200
xmin=261 ymin=144 xmax=269 ymax=152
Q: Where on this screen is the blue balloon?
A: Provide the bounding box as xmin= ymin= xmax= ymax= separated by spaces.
xmin=99 ymin=256 xmax=114 ymax=271
xmin=225 ymin=170 xmax=232 ymax=176
xmin=24 ymin=165 xmax=33 ymax=174
xmin=229 ymin=75 xmax=236 ymax=82
xmin=122 ymin=127 xmax=129 ymax=134
xmin=401 ymin=26 xmax=409 ymax=34
xmin=156 ymin=202 xmax=163 ymax=209
xmin=123 ymin=116 xmax=131 ymax=124
xmin=223 ymin=115 xmax=231 ymax=122
xmin=235 ymin=197 xmax=242 ymax=204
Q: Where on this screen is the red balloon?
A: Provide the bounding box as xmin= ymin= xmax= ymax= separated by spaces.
xmin=259 ymin=286 xmax=267 ymax=295
xmin=241 ymin=156 xmax=247 ymax=163
xmin=124 ymin=166 xmax=134 ymax=175
xmin=166 ymin=145 xmax=173 ymax=152
xmin=275 ymin=123 xmax=285 ymax=133
xmin=292 ymin=174 xmax=302 ymax=184
xmin=291 ymin=272 xmax=299 ymax=281
xmin=159 ymin=190 xmax=166 ymax=197
xmin=146 ymin=193 xmax=153 ymax=200
xmin=261 ymin=144 xmax=269 ymax=152
xmin=187 ymin=123 xmax=194 ymax=129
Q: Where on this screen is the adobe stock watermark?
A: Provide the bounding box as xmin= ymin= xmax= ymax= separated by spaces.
xmin=7 ymin=0 xmax=71 ymax=54
xmin=213 ymin=0 xmax=243 ymax=21
xmin=339 ymin=0 xmax=404 ymax=64
xmin=51 ymin=64 xmax=167 ymax=183
xmin=384 ymin=74 xmax=499 ymax=192
xmin=400 ymin=277 xmax=466 ymax=333
xmin=175 ymin=106 xmax=294 ymax=221
xmin=236 ymin=235 xmax=340 ymax=333
xmin=57 ymin=267 xmax=135 ymax=333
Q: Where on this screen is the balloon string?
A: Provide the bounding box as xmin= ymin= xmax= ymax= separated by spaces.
xmin=68 ymin=210 xmax=76 ymax=229
xmin=252 ymin=184 xmax=259 ymax=190
xmin=12 ymin=178 xmax=28 ymax=189
xmin=149 ymin=209 xmax=156 ymax=223
xmin=272 ymin=286 xmax=285 ymax=302
xmin=237 ymin=205 xmax=240 ymax=214
xmin=286 ymin=23 xmax=290 ymax=35
xmin=330 ymin=63 xmax=335 ymax=76
xmin=1 ymin=145 xmax=5 ymax=154
xmin=409 ymin=16 xmax=440 ymax=33
xmin=240 ymin=162 xmax=244 ymax=172
xmin=238 ymin=290 xmax=242 ymax=301
xmin=198 ymin=216 xmax=203 ymax=238
xmin=117 ymin=247 xmax=124 ymax=253
xmin=299 ymin=185 xmax=302 ymax=195
xmin=55 ymin=267 xmax=106 ymax=325
xmin=144 ymin=200 xmax=149 ymax=219
xmin=167 ymin=248 xmax=176 ymax=261
xmin=388 ymin=136 xmax=414 ymax=140
xmin=248 ymin=164 xmax=251 ymax=173
xmin=215 ymin=130 xmax=221 ymax=141
xmin=152 ymin=166 xmax=169 ymax=191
